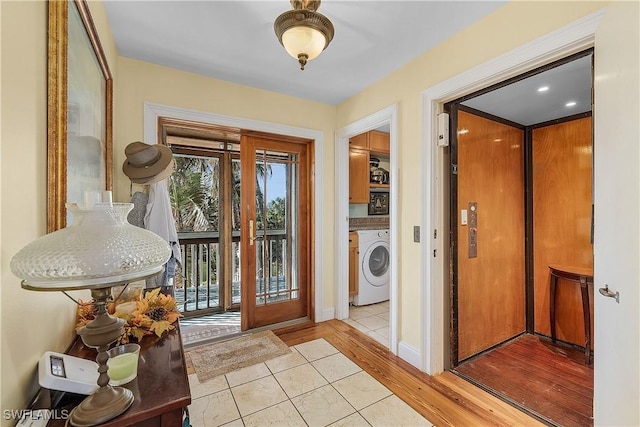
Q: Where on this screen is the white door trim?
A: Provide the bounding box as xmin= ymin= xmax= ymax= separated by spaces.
xmin=143 ymin=102 xmax=325 ymax=324
xmin=420 ymin=9 xmax=605 ymax=374
xmin=335 ymin=104 xmax=399 ymax=355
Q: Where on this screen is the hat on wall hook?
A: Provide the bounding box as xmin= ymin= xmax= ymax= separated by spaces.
xmin=122 ymin=142 xmax=175 ymax=184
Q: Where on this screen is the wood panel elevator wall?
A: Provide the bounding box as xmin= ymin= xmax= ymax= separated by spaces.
xmin=532 ymin=117 xmax=593 ymax=348
xmin=457 ymin=111 xmax=526 ymax=360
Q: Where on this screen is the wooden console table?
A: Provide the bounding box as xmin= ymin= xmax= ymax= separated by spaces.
xmin=31 ymin=325 xmax=191 ymax=426
xmin=548 ymin=264 xmax=594 ymax=365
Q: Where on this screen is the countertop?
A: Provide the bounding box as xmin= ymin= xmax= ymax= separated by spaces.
xmin=349 ymin=217 xmax=389 ymax=231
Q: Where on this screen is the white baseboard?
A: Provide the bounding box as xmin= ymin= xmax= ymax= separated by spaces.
xmin=398 ymin=340 xmax=421 ymax=370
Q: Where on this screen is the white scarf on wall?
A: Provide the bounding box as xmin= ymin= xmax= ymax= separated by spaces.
xmin=144 ymin=181 xmax=181 ymax=263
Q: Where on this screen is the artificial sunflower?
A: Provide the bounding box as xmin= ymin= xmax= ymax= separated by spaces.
xmin=75 ymin=287 xmax=182 ymax=344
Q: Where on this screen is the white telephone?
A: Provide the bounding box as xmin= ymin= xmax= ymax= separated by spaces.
xmin=38 ymin=352 xmax=98 ymax=395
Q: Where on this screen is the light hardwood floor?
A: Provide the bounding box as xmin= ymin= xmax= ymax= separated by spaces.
xmin=275 ymin=319 xmax=545 ymax=427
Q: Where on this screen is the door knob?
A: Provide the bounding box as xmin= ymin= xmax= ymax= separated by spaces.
xmin=598 ymin=285 xmax=620 ymax=303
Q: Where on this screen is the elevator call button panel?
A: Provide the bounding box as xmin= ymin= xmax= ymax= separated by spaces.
xmin=468 ymin=202 xmax=477 ymax=258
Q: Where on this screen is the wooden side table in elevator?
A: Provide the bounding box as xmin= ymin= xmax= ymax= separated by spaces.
xmin=549 ymin=265 xmax=594 ymax=365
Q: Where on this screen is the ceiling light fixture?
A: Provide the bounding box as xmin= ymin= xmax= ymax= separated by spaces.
xmin=566 ymin=101 xmax=577 ymax=107
xmin=538 ymin=86 xmax=549 ymax=92
xmin=274 ymin=0 xmax=334 ymax=70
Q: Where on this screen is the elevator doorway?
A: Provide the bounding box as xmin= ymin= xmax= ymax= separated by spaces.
xmin=447 ymin=50 xmax=594 ymax=426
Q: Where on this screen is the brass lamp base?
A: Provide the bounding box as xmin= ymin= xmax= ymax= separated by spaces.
xmin=70 ymin=288 xmax=134 ymax=427
xmin=69 ymin=386 xmax=134 ymax=427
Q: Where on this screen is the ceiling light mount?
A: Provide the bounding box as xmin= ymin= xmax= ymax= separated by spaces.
xmin=274 ymin=0 xmax=334 ymax=70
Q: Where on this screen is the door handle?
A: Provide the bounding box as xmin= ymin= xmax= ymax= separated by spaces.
xmin=598 ymin=284 xmax=620 ymax=303
xmin=249 ymin=220 xmax=257 ymax=246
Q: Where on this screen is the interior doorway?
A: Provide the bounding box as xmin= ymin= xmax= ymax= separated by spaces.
xmin=159 ymin=118 xmax=314 ymax=344
xmin=334 ymin=104 xmax=399 ymax=356
xmin=446 ymin=50 xmax=595 ymax=426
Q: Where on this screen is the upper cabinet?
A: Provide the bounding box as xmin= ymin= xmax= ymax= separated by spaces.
xmin=348 ymin=130 xmax=390 ymax=204
xmin=349 ymin=148 xmax=370 ymax=204
xmin=349 ymin=132 xmax=369 ymax=150
xmin=349 ymin=130 xmax=389 ymax=155
xmin=369 ymin=131 xmax=390 ymax=155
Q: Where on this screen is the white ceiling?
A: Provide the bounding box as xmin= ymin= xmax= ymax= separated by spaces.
xmin=462 ymin=54 xmax=592 ymax=126
xmin=102 ymin=1 xmax=591 ymax=123
xmin=103 ymin=1 xmax=505 ymax=105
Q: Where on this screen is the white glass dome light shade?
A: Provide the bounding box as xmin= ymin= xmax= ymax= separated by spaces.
xmin=10 ymin=203 xmax=171 ymax=290
xmin=282 ymin=26 xmax=326 ymax=60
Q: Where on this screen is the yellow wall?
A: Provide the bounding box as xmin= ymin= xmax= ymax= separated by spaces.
xmin=335 ymin=0 xmax=607 ymax=348
xmin=0 ymin=0 xmax=618 ymax=421
xmin=0 ymin=1 xmax=117 ymax=424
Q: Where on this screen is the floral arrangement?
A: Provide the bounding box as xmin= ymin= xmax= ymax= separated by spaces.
xmin=76 ymin=287 xmax=182 ymax=344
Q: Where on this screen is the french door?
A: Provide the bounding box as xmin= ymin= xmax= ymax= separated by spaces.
xmin=168 ymin=127 xmax=312 ymax=330
xmin=240 ymin=135 xmax=310 ymax=330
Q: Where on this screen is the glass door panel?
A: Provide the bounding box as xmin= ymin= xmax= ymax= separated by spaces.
xmin=230 ymin=157 xmax=242 ymax=305
xmin=254 ymin=153 xmax=300 ymax=305
xmin=170 ymin=154 xmax=222 ymax=314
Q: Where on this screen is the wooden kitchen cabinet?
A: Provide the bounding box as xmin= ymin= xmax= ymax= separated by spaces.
xmin=369 ymin=130 xmax=390 ymax=154
xmin=349 ymin=232 xmax=359 ymax=297
xmin=349 ymin=148 xmax=369 ymax=204
xmin=349 ymin=132 xmax=369 ymax=150
xmin=349 ymin=131 xmax=390 ymax=154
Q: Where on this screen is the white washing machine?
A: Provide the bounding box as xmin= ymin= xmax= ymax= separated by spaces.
xmin=353 ymin=229 xmax=390 ymax=306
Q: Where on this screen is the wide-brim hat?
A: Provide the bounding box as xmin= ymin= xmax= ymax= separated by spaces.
xmin=122 ymin=142 xmax=175 ymax=184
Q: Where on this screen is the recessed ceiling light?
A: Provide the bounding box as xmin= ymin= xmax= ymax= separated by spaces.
xmin=566 ymin=101 xmax=577 ymax=107
xmin=537 ymin=86 xmax=549 ymax=92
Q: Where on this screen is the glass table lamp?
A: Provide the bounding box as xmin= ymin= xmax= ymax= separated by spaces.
xmin=10 ymin=195 xmax=171 ymax=426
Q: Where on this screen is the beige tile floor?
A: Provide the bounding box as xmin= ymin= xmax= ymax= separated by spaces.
xmin=343 ymin=301 xmax=390 ymax=348
xmin=187 ymin=337 xmax=432 ymax=427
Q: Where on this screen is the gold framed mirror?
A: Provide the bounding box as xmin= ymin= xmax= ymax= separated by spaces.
xmin=48 ymin=0 xmax=113 ymax=232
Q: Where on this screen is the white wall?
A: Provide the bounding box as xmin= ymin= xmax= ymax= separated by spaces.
xmin=593 ymin=1 xmax=640 ymax=424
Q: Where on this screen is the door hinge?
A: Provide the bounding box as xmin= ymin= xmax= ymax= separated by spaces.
xmin=433 ymin=229 xmax=437 ymax=239
xmin=452 ymin=164 xmax=458 ymax=175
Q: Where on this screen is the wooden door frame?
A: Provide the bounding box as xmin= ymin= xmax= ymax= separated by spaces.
xmin=143 ymin=102 xmax=325 ymax=324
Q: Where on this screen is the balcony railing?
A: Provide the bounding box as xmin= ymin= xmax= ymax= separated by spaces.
xmin=175 ymin=229 xmax=289 ymax=316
